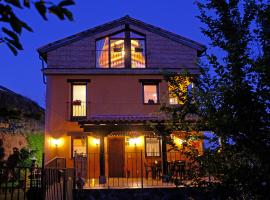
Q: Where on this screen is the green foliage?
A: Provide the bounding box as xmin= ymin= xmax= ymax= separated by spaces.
xmin=155 ymin=0 xmax=270 ymax=198
xmin=26 ymin=134 xmax=44 ymax=166
xmin=0 ymin=0 xmax=75 ymax=55
xmin=193 ymin=0 xmax=270 ymax=198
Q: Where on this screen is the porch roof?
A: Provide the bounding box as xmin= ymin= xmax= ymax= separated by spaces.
xmin=109 ymin=131 xmax=158 ymax=137
xmin=78 ymin=115 xmax=166 ymax=125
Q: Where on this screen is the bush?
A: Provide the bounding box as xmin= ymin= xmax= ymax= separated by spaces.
xmin=26 ymin=134 xmax=44 ymax=166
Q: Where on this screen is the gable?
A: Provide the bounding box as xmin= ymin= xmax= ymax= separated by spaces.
xmin=38 ymin=15 xmax=206 ymax=61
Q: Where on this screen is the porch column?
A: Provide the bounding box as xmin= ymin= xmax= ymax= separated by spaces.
xmin=161 ymin=135 xmax=168 ymax=175
xmin=99 ymin=135 xmax=105 ymax=177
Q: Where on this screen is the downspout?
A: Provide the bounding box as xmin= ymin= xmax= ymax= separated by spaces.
xmin=39 ymin=55 xmax=47 ymax=84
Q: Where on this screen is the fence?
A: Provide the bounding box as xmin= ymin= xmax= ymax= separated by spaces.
xmin=0 ymin=162 xmax=74 ymax=200
xmin=74 ymin=151 xmax=216 ymax=189
xmin=45 ymin=157 xmax=66 ymax=169
xmin=0 ymin=166 xmax=42 ymax=200
xmin=44 ymin=168 xmax=74 ymax=200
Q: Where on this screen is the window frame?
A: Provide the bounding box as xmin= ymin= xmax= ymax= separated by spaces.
xmin=95 ymin=27 xmax=147 ymax=68
xmin=71 ymin=136 xmax=88 ymax=158
xmin=140 ymin=79 xmax=161 ymax=105
xmin=144 ymin=137 xmax=161 ymax=158
xmin=68 ymin=80 xmax=89 ymax=121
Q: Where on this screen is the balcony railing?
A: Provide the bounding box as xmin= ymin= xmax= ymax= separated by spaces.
xmin=67 ymin=101 xmax=88 ymax=120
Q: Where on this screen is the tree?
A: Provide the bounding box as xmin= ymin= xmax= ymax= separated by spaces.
xmin=193 ymin=0 xmax=270 ymax=198
xmin=0 ymin=0 xmax=75 ymax=55
xmin=156 ymin=0 xmax=270 ymax=198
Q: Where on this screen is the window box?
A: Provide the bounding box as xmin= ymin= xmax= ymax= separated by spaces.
xmin=72 ymin=100 xmax=82 ymax=106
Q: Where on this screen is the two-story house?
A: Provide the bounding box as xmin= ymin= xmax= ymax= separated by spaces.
xmin=38 ymin=16 xmax=205 ymax=186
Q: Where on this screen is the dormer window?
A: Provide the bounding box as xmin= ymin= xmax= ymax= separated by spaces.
xmin=96 ymin=26 xmax=146 ymax=68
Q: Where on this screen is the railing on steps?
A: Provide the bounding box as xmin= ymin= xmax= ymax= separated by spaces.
xmin=45 ymin=157 xmax=66 ymax=169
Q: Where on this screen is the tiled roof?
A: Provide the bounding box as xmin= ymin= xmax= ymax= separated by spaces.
xmin=80 ymin=115 xmax=166 ymax=124
xmin=109 ymin=131 xmax=158 ymax=137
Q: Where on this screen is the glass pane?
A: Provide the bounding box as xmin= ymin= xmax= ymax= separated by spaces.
xmin=110 ymin=39 xmax=125 ymax=68
xmin=144 ymin=85 xmax=158 ymax=104
xmin=110 ymin=31 xmax=125 ymax=38
xmin=72 ymin=85 xmax=86 ymax=117
xmin=130 ymin=31 xmax=145 ymax=39
xmin=169 ymin=97 xmax=178 ymax=105
xmin=131 ymin=40 xmax=145 ymax=68
xmin=96 ymin=37 xmax=109 ymax=68
xmin=73 ymin=138 xmax=87 ymax=157
xmin=146 ymin=138 xmax=160 ymax=157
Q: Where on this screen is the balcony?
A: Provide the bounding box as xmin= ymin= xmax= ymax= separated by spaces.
xmin=67 ymin=101 xmax=88 ymax=121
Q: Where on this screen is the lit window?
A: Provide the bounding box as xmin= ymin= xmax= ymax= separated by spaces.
xmin=169 ymin=96 xmax=178 ymax=105
xmin=143 ymin=84 xmax=158 ymax=104
xmin=72 ymin=84 xmax=86 ymax=117
xmin=145 ymin=137 xmax=160 ymax=157
xmin=72 ymin=138 xmax=87 ymax=157
xmin=110 ymin=39 xmax=125 ymax=68
xmin=131 ymin=39 xmax=145 ymax=68
xmin=96 ymin=30 xmax=146 ymax=68
xmin=96 ymin=37 xmax=109 ymax=68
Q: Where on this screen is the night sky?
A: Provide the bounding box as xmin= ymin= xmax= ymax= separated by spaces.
xmin=0 ymin=0 xmax=208 ymax=108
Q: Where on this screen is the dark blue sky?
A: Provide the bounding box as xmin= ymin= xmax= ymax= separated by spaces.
xmin=0 ymin=0 xmax=208 ymax=108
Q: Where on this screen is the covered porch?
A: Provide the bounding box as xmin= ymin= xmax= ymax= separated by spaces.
xmin=72 ymin=115 xmax=203 ymax=189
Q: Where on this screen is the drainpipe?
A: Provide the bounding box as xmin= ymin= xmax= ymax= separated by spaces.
xmin=39 ymin=55 xmax=47 ymax=84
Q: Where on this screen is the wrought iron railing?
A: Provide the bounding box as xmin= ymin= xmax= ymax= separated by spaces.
xmin=66 ymin=101 xmax=89 ymax=120
xmin=45 ymin=157 xmax=66 ymax=169
xmin=73 ymin=151 xmax=217 ymax=189
xmin=0 ymin=165 xmax=74 ymax=200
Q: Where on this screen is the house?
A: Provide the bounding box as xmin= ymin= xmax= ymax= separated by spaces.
xmin=38 ymin=16 xmax=205 ymax=187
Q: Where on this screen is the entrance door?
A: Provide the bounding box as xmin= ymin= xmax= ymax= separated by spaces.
xmin=108 ymin=137 xmax=125 ymax=177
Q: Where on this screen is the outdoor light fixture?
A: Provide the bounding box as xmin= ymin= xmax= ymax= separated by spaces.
xmin=51 ymin=138 xmax=63 ymax=148
xmin=93 ymin=138 xmax=100 ymax=146
xmin=178 ymin=139 xmax=184 ymax=145
xmin=128 ymin=137 xmax=142 ymax=146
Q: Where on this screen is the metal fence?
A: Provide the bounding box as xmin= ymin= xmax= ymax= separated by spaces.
xmin=0 ymin=164 xmax=74 ymax=200
xmin=44 ymin=168 xmax=74 ymax=200
xmin=0 ymin=166 xmax=42 ymax=200
xmin=74 ymin=151 xmax=216 ymax=189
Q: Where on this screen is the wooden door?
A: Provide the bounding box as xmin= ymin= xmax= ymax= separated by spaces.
xmin=108 ymin=137 xmax=125 ymax=177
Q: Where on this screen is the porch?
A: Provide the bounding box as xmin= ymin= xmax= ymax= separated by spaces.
xmin=70 ymin=115 xmax=205 ymax=189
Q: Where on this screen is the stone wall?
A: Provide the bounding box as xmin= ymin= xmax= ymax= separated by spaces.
xmin=73 ymin=188 xmax=219 ymax=200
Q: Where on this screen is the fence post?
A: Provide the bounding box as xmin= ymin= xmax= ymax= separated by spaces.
xmin=63 ymin=169 xmax=67 ymax=200
xmin=140 ymin=150 xmax=143 ymax=188
xmin=41 ymin=153 xmax=46 ymax=200
xmin=73 ymin=154 xmax=76 ymax=189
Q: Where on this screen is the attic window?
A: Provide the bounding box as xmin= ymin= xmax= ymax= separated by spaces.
xmin=96 ymin=28 xmax=146 ymax=69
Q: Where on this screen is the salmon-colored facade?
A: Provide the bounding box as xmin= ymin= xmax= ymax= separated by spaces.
xmin=38 ymin=16 xmax=205 ymax=181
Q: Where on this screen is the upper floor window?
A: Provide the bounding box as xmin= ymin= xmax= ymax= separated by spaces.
xmin=96 ymin=27 xmax=146 ymax=68
xmin=143 ymin=84 xmax=158 ymax=104
xmin=72 ymin=83 xmax=87 ymax=118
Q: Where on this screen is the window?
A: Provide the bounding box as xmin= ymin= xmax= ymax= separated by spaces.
xmin=143 ymin=84 xmax=159 ymax=104
xmin=145 ymin=137 xmax=160 ymax=157
xmin=131 ymin=39 xmax=146 ymax=68
xmin=72 ymin=137 xmax=87 ymax=157
xmin=72 ymin=84 xmax=87 ymax=117
xmin=96 ymin=28 xmax=146 ymax=68
xmin=168 ymin=81 xmax=194 ymax=105
xmin=110 ymin=39 xmax=125 ymax=68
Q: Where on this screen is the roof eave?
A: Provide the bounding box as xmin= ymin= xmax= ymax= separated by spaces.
xmin=37 ymin=15 xmax=206 ymax=57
